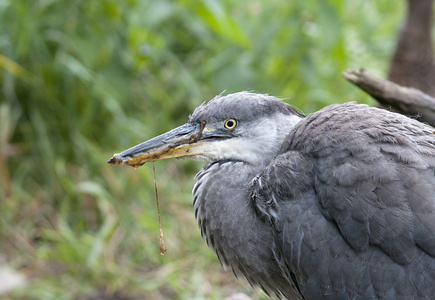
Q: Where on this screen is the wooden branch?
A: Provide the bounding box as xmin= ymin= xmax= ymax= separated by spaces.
xmin=343 ymin=68 xmax=435 ymax=127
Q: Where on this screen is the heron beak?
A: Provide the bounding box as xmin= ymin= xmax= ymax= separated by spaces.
xmin=107 ymin=121 xmax=227 ymax=168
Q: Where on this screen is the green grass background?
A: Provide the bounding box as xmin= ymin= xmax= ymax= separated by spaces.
xmin=0 ymin=0 xmax=405 ymax=299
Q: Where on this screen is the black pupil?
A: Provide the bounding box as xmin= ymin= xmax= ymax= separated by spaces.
xmin=227 ymin=120 xmax=234 ymax=128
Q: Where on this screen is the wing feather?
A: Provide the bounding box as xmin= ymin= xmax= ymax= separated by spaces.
xmin=252 ymin=103 xmax=435 ymax=298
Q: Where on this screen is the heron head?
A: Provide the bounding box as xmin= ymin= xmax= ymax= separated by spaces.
xmin=107 ymin=92 xmax=304 ymax=168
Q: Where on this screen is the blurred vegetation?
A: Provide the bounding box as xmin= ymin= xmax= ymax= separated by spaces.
xmin=0 ymin=0 xmax=404 ymax=299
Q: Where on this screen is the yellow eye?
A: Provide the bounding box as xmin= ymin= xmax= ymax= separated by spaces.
xmin=224 ymin=119 xmax=237 ymax=129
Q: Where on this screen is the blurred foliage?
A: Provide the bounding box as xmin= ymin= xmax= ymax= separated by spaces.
xmin=0 ymin=0 xmax=404 ymax=299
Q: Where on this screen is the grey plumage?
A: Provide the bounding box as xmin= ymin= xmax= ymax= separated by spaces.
xmin=108 ymin=92 xmax=435 ymax=299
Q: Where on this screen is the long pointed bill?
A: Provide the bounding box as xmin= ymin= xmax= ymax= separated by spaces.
xmin=107 ymin=121 xmax=208 ymax=169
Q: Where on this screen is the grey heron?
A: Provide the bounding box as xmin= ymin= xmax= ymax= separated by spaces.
xmin=108 ymin=92 xmax=435 ymax=299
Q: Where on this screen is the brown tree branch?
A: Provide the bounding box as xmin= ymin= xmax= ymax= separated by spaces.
xmin=343 ymin=68 xmax=435 ymax=127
